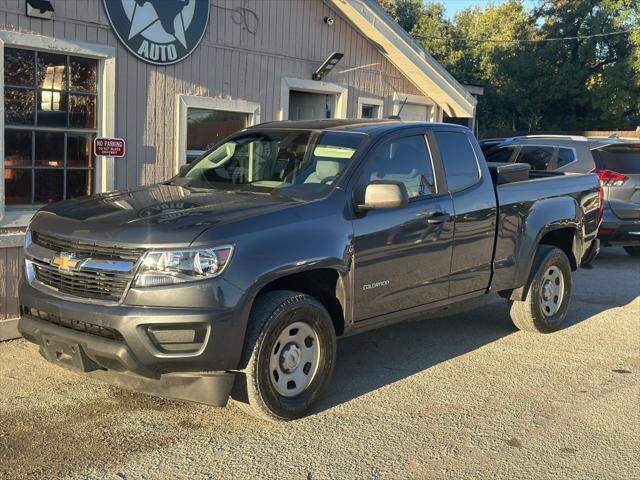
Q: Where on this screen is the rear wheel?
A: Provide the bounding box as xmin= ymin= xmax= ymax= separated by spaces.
xmin=231 ymin=290 xmax=336 ymax=421
xmin=509 ymin=246 xmax=572 ymax=333
xmin=624 ymin=246 xmax=640 ymax=257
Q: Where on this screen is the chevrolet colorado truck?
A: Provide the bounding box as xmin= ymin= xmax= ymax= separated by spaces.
xmin=18 ymin=120 xmax=601 ymax=421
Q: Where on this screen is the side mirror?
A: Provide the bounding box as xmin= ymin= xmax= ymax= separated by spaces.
xmin=357 ymin=181 xmax=409 ymax=211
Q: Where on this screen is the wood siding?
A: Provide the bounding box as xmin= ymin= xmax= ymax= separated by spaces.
xmin=0 ymin=246 xmax=22 ymax=320
xmin=0 ymin=0 xmax=424 ymax=190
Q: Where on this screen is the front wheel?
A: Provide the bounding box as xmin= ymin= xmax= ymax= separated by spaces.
xmin=624 ymin=246 xmax=640 ymax=258
xmin=231 ymin=290 xmax=336 ymax=421
xmin=509 ymin=246 xmax=573 ymax=333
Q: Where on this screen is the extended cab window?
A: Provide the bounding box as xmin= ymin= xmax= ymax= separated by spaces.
xmin=361 ymin=135 xmax=435 ymax=198
xmin=517 ymin=146 xmax=555 ymax=171
xmin=435 ymin=131 xmax=480 ymax=191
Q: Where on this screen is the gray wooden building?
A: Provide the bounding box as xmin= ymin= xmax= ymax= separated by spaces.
xmin=0 ymin=0 xmax=475 ymax=339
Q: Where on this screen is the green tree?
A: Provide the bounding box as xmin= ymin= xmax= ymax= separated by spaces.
xmin=534 ymin=0 xmax=640 ymax=129
xmin=376 ymin=0 xmax=640 ymax=132
xmin=377 ymin=0 xmax=426 ymax=33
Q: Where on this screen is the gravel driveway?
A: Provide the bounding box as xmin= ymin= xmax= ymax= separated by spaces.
xmin=1 ymin=248 xmax=638 ymax=479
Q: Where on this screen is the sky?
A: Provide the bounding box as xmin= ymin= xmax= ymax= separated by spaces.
xmin=442 ymin=0 xmax=537 ymax=18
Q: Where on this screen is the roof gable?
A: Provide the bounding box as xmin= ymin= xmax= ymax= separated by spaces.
xmin=326 ymin=0 xmax=476 ymax=117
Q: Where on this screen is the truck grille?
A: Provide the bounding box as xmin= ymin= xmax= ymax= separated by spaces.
xmin=32 ymin=259 xmax=132 ymax=301
xmin=32 ymin=231 xmax=145 ymax=262
xmin=20 ymin=306 xmax=124 ymax=341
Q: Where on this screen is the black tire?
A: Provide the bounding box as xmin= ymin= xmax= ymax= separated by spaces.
xmin=509 ymin=246 xmax=573 ymax=333
xmin=624 ymin=246 xmax=640 ymax=258
xmin=231 ymin=290 xmax=336 ymax=421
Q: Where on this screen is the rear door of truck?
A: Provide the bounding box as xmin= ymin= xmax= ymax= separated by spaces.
xmin=431 ymin=129 xmax=498 ymax=297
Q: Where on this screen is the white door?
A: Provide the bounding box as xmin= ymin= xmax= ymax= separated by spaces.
xmin=399 ymin=103 xmax=434 ymax=122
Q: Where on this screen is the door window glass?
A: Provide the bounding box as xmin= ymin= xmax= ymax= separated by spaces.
xmin=517 ymin=146 xmax=555 ymax=171
xmin=361 ymin=136 xmax=435 ymax=198
xmin=485 ymin=146 xmax=515 ymax=163
xmin=557 ymin=148 xmax=576 ymax=168
xmin=435 ymin=131 xmax=481 ymax=191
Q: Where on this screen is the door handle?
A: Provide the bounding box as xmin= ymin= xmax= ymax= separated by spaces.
xmin=427 ymin=212 xmax=450 ymax=224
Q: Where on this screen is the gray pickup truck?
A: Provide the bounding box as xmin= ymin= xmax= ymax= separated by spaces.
xmin=18 ymin=120 xmax=601 ymax=421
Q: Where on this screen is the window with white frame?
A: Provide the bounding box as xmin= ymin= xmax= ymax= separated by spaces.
xmin=4 ymin=47 xmax=98 ymax=205
xmin=176 ymin=96 xmax=261 ymax=170
xmin=357 ymin=97 xmax=384 ymax=119
xmin=1 ymin=32 xmax=116 ymax=227
xmin=186 ymin=109 xmax=249 ymax=163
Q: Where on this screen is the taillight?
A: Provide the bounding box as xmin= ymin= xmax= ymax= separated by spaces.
xmin=596 ymin=169 xmax=628 ymax=186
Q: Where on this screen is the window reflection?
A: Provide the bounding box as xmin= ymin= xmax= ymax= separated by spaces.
xmin=37 ymin=52 xmax=67 ymax=90
xmin=35 ymin=132 xmax=65 ymax=167
xmin=5 ymin=131 xmax=32 ymax=167
xmin=5 ymin=88 xmax=35 ymax=125
xmin=4 ymin=48 xmax=35 ymax=87
xmin=3 ymin=49 xmax=98 ymax=205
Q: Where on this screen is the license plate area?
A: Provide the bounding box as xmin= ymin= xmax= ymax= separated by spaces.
xmin=41 ymin=336 xmax=101 ymax=373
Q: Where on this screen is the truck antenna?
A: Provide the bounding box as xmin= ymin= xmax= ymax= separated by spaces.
xmin=387 ymin=97 xmax=408 ymax=120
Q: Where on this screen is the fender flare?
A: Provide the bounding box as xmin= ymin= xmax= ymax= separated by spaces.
xmin=508 ymin=196 xmax=583 ymax=301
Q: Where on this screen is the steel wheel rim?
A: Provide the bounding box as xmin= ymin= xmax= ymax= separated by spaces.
xmin=539 ymin=265 xmax=564 ymax=317
xmin=269 ymin=321 xmax=321 ymax=397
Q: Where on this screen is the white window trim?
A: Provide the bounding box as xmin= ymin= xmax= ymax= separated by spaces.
xmin=175 ymin=95 xmax=261 ymax=174
xmin=0 ymin=30 xmax=116 ymax=228
xmin=392 ymin=92 xmax=436 ymax=121
xmin=279 ymin=77 xmax=348 ymax=120
xmin=357 ymin=96 xmax=384 ymax=119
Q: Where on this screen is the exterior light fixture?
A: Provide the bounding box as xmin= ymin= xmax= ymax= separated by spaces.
xmin=324 ymin=16 xmax=335 ymax=26
xmin=312 ymin=52 xmax=344 ymax=81
xmin=26 ymin=0 xmax=54 ymax=19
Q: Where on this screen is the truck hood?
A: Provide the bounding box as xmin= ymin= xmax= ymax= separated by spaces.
xmin=30 ymin=184 xmax=297 ymax=246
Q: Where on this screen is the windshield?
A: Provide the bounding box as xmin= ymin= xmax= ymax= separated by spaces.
xmin=171 ymin=129 xmax=365 ymax=200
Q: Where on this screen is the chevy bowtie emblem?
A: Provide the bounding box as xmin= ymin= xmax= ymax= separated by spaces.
xmin=52 ymin=253 xmax=80 ymax=272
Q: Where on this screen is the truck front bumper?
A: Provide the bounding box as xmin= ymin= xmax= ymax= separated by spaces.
xmin=18 ymin=279 xmax=248 ymax=407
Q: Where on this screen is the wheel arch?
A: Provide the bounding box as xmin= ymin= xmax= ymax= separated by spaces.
xmin=248 ymin=266 xmax=349 ymax=337
xmin=509 ymin=225 xmax=580 ymax=301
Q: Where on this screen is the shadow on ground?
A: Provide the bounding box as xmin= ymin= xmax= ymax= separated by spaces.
xmin=319 ymin=248 xmax=639 ymax=412
xmin=317 ymin=296 xmax=514 ymax=413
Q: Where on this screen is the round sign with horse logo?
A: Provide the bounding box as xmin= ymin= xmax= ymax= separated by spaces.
xmin=103 ymin=0 xmax=210 ymax=65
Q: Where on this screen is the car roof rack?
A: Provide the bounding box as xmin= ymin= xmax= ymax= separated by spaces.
xmin=511 ymin=135 xmax=588 ymax=141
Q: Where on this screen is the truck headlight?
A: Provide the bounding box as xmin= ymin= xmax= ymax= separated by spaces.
xmin=133 ymin=246 xmax=234 ymax=287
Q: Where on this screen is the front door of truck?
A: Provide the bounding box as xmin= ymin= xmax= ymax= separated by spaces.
xmin=351 ymin=133 xmax=454 ymax=321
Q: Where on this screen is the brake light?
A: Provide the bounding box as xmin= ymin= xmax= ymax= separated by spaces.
xmin=596 ymin=169 xmax=628 ymax=186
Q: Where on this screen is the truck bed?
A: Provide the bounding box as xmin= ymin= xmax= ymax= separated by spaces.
xmin=488 ymin=162 xmax=601 ymax=293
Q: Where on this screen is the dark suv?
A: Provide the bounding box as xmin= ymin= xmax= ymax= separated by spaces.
xmin=482 ymin=135 xmax=640 ymax=257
